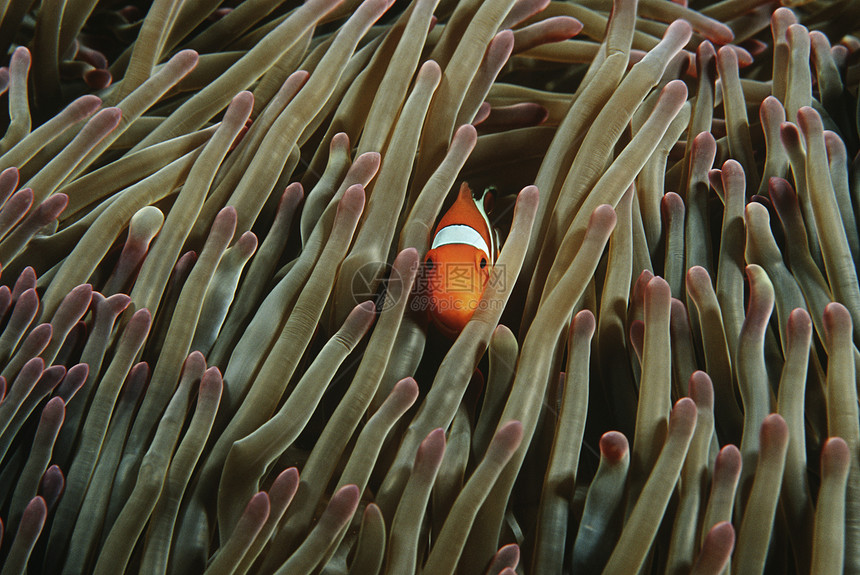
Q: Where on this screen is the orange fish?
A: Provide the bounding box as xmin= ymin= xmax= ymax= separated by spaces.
xmin=423 ymin=183 xmax=499 ymax=338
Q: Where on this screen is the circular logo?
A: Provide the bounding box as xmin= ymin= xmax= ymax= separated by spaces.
xmin=350 ymin=261 xmax=403 ymax=312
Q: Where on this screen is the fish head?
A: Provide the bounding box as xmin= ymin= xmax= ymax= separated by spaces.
xmin=422 ymin=243 xmax=491 ymax=338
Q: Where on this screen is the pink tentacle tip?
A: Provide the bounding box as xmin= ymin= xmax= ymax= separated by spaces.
xmin=172 ymin=49 xmax=201 ymax=70
xmin=418 ymin=59 xmax=442 ymax=85
xmin=742 ymin=39 xmax=768 ymax=58
xmin=760 ymin=95 xmax=785 ymax=118
xmin=392 ymin=377 xmax=420 ymax=401
xmin=495 ymin=420 xmax=524 ymax=450
xmin=796 ymin=106 xmax=822 ymax=132
xmin=572 ymin=309 xmax=596 ymax=337
xmin=16 ymin=287 xmax=39 ymax=309
xmin=200 ymin=366 xmax=224 ymax=393
xmin=473 ymin=102 xmax=492 ymax=126
xmin=670 ymin=298 xmax=688 ymax=318
xmin=482 ymin=103 xmax=548 ymax=130
xmin=696 ymin=39 xmax=717 ymax=66
xmin=184 ymin=349 xmax=208 ymax=370
xmin=243 ymin=492 xmax=271 ymax=526
xmin=84 ymin=69 xmax=112 ymax=90
xmin=720 ymin=158 xmax=744 ymax=177
xmin=759 ymin=413 xmax=789 ymax=448
xmin=423 ymin=427 xmax=447 ymax=448
xmin=357 ymin=151 xmax=381 ymax=172
xmin=129 ymin=307 xmax=153 ymax=329
xmin=352 ymin=300 xmax=377 ymax=317
xmin=707 ymin=168 xmax=723 ymax=193
xmin=229 ymin=90 xmax=255 ymax=111
xmin=637 ymin=268 xmax=656 ymax=285
xmin=661 ymin=78 xmax=689 ymax=102
xmin=280 ymin=182 xmax=304 ymax=207
xmin=289 ymin=68 xmax=310 ymax=86
xmin=42 ymin=396 xmax=65 ymax=421
xmin=76 ymin=45 xmax=108 ymax=70
xmin=787 ymin=307 xmax=812 ymax=334
xmin=454 ymin=123 xmax=478 ymax=146
xmin=514 ymin=185 xmax=539 ymax=209
xmin=341 ymin=184 xmax=367 ymax=212
xmin=778 ymin=121 xmax=802 ymax=147
xmin=599 ymin=431 xmax=629 ymax=462
xmin=661 ymin=191 xmax=684 ymax=217
xmin=21 ymin=355 xmax=45 ymax=375
xmin=39 ymin=193 xmax=69 ymax=221
xmin=709 ymin=520 xmax=735 ymax=542
xmin=236 ymin=231 xmax=258 ymax=252
xmin=118 ymin=5 xmax=141 ymax=20
xmin=394 ymin=246 xmax=419 ymax=268
xmin=821 ymin=437 xmax=850 ymax=474
xmin=0 ymin=165 xmax=19 ymax=186
xmin=670 ymin=397 xmax=698 ymax=434
xmin=40 ymin=366 xmax=68 ymax=391
xmin=20 ymin=496 xmax=47 ymax=531
xmin=26 ymin=325 xmax=52 ymax=349
xmin=56 ymin=363 xmax=88 ymax=402
xmin=731 ymin=46 xmax=753 ymax=68
xmin=2 ymin=187 xmax=34 ymax=220
xmin=589 ymin=204 xmax=617 ymax=231
xmin=331 ymin=484 xmax=361 ymax=509
xmin=666 ymin=18 xmax=693 ymax=42
xmin=715 ymin=444 xmax=741 ymax=474
xmin=767 ymin=177 xmax=794 ymax=199
xmin=494 ymin=542 xmax=520 ymax=566
xmin=772 ymin=7 xmax=798 ymax=27
xmin=688 ymin=371 xmax=714 ymax=408
xmin=646 ymin=275 xmax=672 ymax=301
xmin=70 ymin=282 xmax=93 ymax=297
xmin=11 ymin=46 xmax=31 ymax=67
xmin=717 ymin=44 xmax=738 ymax=64
xmin=274 ymin=466 xmax=300 ymax=487
xmin=214 ymin=204 xmax=238 ymax=223
xmin=94 ymin=106 xmax=123 ymax=127
xmin=416 ymin=428 xmax=447 ymax=468
xmin=823 ymin=302 xmax=852 ymax=335
xmin=560 ymin=16 xmax=584 ymax=37
xmin=39 ymin=465 xmax=64 ymax=507
xmin=698 ymin=521 xmax=735 ymax=566
xmin=787 ymin=23 xmax=810 ymax=43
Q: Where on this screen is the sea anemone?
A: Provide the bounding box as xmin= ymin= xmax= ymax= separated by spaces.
xmin=0 ymin=0 xmax=858 ymax=573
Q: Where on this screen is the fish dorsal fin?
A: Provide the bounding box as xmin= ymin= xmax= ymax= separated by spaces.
xmin=432 ymin=182 xmax=497 ymax=264
xmin=475 ymin=187 xmax=497 ymax=263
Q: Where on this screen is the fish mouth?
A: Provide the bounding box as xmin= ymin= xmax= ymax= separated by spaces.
xmin=427 ymin=295 xmax=478 ymax=338
xmin=431 ymin=314 xmax=464 ymax=339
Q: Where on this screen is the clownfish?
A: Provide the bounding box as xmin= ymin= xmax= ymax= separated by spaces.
xmin=422 ymin=183 xmax=499 ymax=338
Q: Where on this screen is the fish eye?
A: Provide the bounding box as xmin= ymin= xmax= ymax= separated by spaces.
xmin=480 ymin=257 xmax=487 ymax=269
xmin=425 ymin=257 xmax=435 ymax=270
